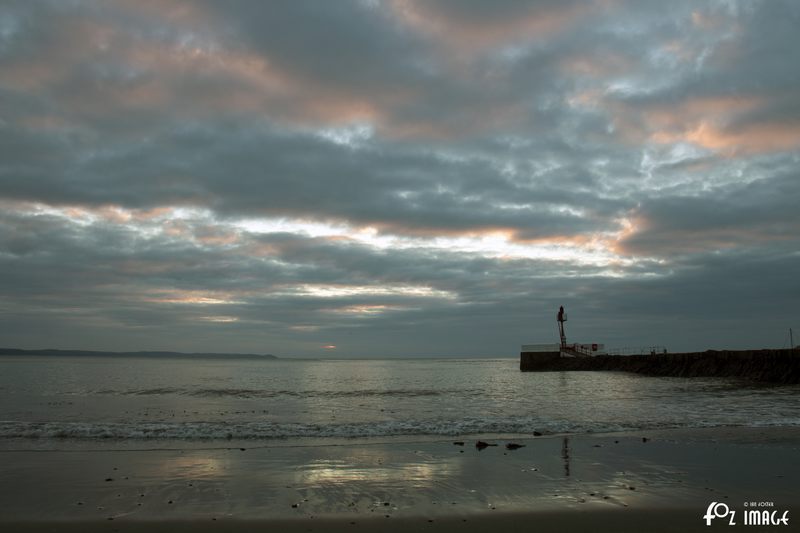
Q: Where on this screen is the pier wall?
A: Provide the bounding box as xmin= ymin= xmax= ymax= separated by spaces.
xmin=519 ymin=351 xmax=561 ymax=371
xmin=520 ymin=349 xmax=800 ymax=384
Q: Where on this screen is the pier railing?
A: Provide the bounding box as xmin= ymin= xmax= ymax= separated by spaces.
xmin=561 ymin=344 xmax=595 ymax=357
xmin=606 ymin=346 xmax=667 ymax=356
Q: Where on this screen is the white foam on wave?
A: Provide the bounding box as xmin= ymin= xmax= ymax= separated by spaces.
xmin=3 ymin=417 xmax=791 ymax=441
xmin=91 ymin=387 xmax=480 ymax=398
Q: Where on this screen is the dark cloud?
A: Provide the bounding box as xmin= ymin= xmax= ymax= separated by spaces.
xmin=0 ymin=0 xmax=798 ymax=355
xmin=1 ymin=119 xmax=612 ymax=239
xmin=619 ymin=166 xmax=800 ymax=256
xmin=206 ymin=1 xmax=424 ymax=89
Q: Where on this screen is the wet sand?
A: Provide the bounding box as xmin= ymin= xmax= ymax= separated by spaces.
xmin=1 ymin=510 xmax=705 ymax=533
xmin=1 ymin=427 xmax=799 ymax=532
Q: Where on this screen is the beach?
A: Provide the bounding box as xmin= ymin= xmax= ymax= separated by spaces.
xmin=3 ymin=0 xmax=800 ymax=529
xmin=0 ymin=512 xmax=713 ymax=533
xmin=2 ymin=426 xmax=799 ymax=532
xmin=2 ymin=357 xmax=799 ymax=531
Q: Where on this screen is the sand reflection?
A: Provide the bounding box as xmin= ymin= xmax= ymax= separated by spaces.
xmin=147 ymin=454 xmax=229 ymax=480
xmin=296 ymin=455 xmax=460 ymax=488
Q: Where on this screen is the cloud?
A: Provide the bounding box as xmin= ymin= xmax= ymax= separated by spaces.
xmin=618 ymin=164 xmax=800 ymax=256
xmin=391 ymin=0 xmax=593 ymax=53
xmin=0 ymin=0 xmax=798 ymax=355
xmin=600 ymin=2 xmax=800 ymax=155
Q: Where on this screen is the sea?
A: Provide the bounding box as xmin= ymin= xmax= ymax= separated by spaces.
xmin=2 ymin=356 xmax=799 ymax=449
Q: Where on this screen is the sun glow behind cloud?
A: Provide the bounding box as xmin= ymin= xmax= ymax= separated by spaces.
xmin=234 ymin=216 xmax=636 ymax=269
xmin=199 ymin=316 xmax=239 ymax=323
xmin=142 ymin=290 xmax=243 ymax=306
xmin=7 ymin=200 xmax=647 ymax=276
xmin=276 ymin=284 xmax=456 ymax=300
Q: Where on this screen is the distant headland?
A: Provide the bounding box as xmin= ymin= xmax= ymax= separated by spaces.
xmin=0 ymin=348 xmax=277 ymax=360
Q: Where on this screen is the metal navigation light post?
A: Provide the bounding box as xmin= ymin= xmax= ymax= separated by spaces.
xmin=557 ymin=305 xmax=567 ymax=348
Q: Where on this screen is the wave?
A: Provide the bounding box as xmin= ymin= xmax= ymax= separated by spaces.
xmin=89 ymin=387 xmax=478 ymax=399
xmin=3 ymin=417 xmax=796 ymax=441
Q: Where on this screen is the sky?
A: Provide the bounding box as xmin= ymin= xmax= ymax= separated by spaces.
xmin=1 ymin=0 xmax=798 ymax=357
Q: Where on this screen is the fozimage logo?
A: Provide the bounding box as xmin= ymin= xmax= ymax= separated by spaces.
xmin=704 ymin=501 xmax=790 ymax=527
